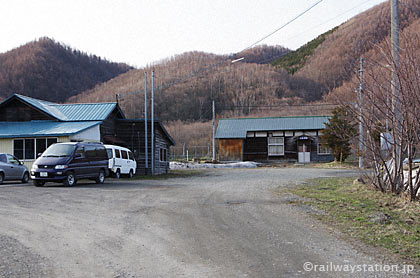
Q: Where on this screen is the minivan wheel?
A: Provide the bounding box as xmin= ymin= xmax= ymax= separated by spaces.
xmin=64 ymin=173 xmax=76 ymax=187
xmin=96 ymin=170 xmax=105 ymax=184
xmin=21 ymin=172 xmax=29 ymax=183
xmin=128 ymin=169 xmax=134 ymax=178
xmin=115 ymin=170 xmax=121 ymax=179
xmin=34 ymin=180 xmax=45 ymax=187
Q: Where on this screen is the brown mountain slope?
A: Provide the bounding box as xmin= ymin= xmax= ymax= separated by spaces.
xmin=296 ymin=0 xmax=420 ymax=92
xmin=0 ymin=37 xmax=131 ymax=102
xmin=326 ymin=18 xmax=420 ymax=104
xmin=69 ymin=51 xmax=325 ymax=122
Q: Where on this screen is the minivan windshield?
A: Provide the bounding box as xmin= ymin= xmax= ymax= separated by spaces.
xmin=42 ymin=144 xmax=76 ymax=157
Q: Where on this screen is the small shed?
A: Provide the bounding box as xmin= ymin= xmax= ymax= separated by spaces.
xmin=114 ymin=119 xmax=175 ymax=175
xmin=216 ymin=116 xmax=334 ymax=163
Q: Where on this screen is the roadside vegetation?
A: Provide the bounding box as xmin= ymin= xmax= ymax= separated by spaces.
xmin=287 ymin=177 xmax=420 ymax=265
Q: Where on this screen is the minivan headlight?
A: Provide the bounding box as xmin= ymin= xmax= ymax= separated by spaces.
xmin=32 ymin=164 xmax=38 ymax=170
xmin=55 ymin=165 xmax=68 ymax=170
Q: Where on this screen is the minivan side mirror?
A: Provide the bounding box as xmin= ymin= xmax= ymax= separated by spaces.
xmin=75 ymin=153 xmax=83 ymax=158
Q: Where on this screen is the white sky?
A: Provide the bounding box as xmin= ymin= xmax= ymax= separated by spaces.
xmin=0 ymin=0 xmax=386 ymax=68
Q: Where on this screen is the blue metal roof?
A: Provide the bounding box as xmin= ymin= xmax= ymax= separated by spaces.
xmin=0 ymin=121 xmax=102 ymax=138
xmin=52 ymin=103 xmax=118 ymax=121
xmin=7 ymin=94 xmax=119 ymax=121
xmin=12 ymin=94 xmax=68 ymax=120
xmin=216 ymin=116 xmax=331 ymax=139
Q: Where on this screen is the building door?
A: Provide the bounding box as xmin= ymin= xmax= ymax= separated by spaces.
xmin=298 ymin=143 xmax=311 ymax=163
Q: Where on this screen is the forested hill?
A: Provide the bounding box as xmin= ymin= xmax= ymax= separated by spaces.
xmin=0 ymin=37 xmax=131 ymax=102
xmin=275 ymin=0 xmax=420 ymax=94
xmin=69 ymin=50 xmax=325 ymax=121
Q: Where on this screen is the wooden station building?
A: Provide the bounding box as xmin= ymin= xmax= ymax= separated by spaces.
xmin=215 ymin=116 xmax=334 ymax=163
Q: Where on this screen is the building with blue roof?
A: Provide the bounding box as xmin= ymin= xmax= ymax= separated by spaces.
xmin=215 ymin=116 xmax=334 ymax=163
xmin=0 ymin=94 xmax=175 ymax=174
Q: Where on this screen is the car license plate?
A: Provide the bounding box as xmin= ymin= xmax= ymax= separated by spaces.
xmin=40 ymin=172 xmax=48 ymax=177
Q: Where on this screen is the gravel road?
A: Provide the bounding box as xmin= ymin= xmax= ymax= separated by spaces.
xmin=0 ymin=168 xmax=414 ymax=277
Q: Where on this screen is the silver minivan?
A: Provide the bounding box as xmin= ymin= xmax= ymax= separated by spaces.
xmin=105 ymin=145 xmax=136 ymax=178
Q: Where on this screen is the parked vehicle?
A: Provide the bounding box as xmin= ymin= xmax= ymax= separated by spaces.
xmin=31 ymin=142 xmax=109 ymax=187
xmin=0 ymin=153 xmax=29 ymax=184
xmin=105 ymin=145 xmax=136 ymax=178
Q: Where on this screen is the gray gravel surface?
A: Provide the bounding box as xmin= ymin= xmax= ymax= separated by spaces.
xmin=0 ymin=168 xmax=415 ymax=277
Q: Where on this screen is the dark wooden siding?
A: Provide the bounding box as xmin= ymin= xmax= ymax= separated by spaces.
xmin=100 ymin=108 xmax=124 ymax=140
xmin=218 ymin=139 xmax=243 ymax=161
xmin=0 ymin=98 xmax=55 ymax=121
xmin=243 ymin=137 xmax=267 ymax=161
xmin=223 ymin=131 xmax=334 ymax=163
xmin=114 ymin=120 xmax=172 ymax=175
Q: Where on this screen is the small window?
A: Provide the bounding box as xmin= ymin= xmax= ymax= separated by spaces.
xmin=14 ymin=139 xmax=24 ymax=159
xmin=115 ymin=149 xmax=121 ymax=158
xmin=47 ymin=138 xmax=58 ymax=147
xmin=24 ymin=139 xmax=35 ymax=159
xmin=268 ymin=137 xmax=285 ymax=156
xmin=75 ymin=147 xmax=85 ymax=158
xmin=96 ymin=147 xmax=108 ymax=159
xmin=7 ymin=154 xmax=19 ymax=165
xmin=128 ymin=151 xmax=134 ymax=161
xmin=106 ymin=149 xmax=113 ymax=159
xmin=121 ymin=150 xmax=128 ymax=159
xmin=36 ymin=139 xmax=47 ymax=156
xmin=318 ymin=144 xmax=331 ymax=155
xmin=85 ymin=146 xmax=96 ymax=158
xmin=160 ymin=148 xmax=168 ymax=162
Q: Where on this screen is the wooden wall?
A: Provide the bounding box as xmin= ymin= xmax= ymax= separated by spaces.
xmin=0 ymin=98 xmax=54 ymax=121
xmin=114 ymin=120 xmax=172 ymax=175
xmin=218 ymin=139 xmax=243 ymax=161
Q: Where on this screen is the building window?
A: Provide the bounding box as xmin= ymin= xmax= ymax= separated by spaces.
xmin=14 ymin=138 xmax=58 ymax=160
xmin=318 ymin=143 xmax=331 ymax=155
xmin=160 ymin=148 xmax=168 ymax=162
xmin=268 ymin=137 xmax=284 ymax=156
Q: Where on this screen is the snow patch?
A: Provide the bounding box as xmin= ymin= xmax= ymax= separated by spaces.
xmin=170 ymin=161 xmax=259 ymax=169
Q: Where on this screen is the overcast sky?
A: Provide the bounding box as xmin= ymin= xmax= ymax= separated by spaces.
xmin=1 ymin=0 xmax=386 ymax=68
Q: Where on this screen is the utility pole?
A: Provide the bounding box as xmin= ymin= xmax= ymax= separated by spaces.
xmin=359 ymin=57 xmax=364 ymax=169
xmin=212 ymin=100 xmax=216 ymax=162
xmin=144 ymin=72 xmax=148 ymax=173
xmin=391 ymin=0 xmax=401 ymax=176
xmin=151 ymin=71 xmax=155 ymax=175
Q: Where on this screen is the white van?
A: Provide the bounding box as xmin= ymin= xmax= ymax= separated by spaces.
xmin=105 ymin=145 xmax=136 ymax=178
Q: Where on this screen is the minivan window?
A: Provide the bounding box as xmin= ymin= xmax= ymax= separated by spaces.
xmin=75 ymin=147 xmax=85 ymax=158
xmin=115 ymin=149 xmax=121 ymax=158
xmin=96 ymin=147 xmax=108 ymax=160
xmin=106 ymin=149 xmax=113 ymax=159
xmin=0 ymin=154 xmax=6 ymax=163
xmin=42 ymin=144 xmax=76 ymax=157
xmin=85 ymin=146 xmax=96 ymax=158
xmin=121 ymin=150 xmax=128 ymax=159
xmin=128 ymin=151 xmax=134 ymax=161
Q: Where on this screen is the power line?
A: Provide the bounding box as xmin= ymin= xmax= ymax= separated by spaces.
xmin=123 ymin=0 xmax=324 ymax=94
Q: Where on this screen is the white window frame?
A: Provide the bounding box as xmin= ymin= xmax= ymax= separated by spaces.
xmin=268 ymin=136 xmax=285 ymax=156
xmin=317 ymin=143 xmax=331 ymax=155
xmin=13 ymin=137 xmax=58 ymax=161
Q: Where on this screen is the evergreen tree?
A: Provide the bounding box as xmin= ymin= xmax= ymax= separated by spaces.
xmin=321 ymin=107 xmax=356 ymax=163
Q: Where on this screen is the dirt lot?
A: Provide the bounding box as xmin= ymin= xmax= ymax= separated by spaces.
xmin=0 ymin=168 xmax=412 ymax=277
